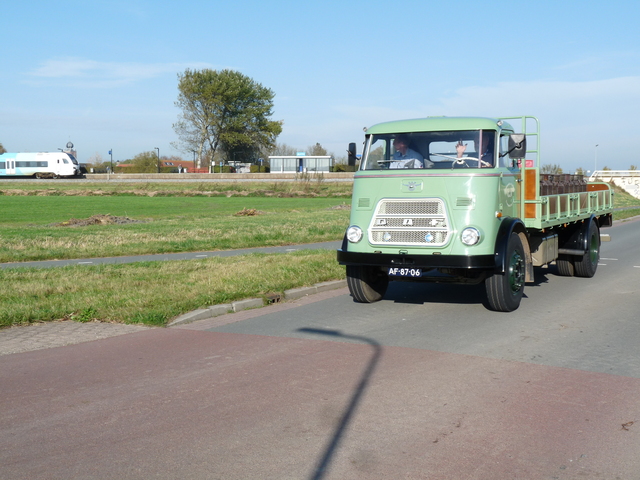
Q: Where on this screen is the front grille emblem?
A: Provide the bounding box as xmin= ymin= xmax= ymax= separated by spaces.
xmin=402 ymin=181 xmax=421 ymax=192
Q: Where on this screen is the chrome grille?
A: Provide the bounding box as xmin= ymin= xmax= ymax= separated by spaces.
xmin=378 ymin=201 xmax=443 ymax=216
xmin=369 ymin=198 xmax=451 ymax=247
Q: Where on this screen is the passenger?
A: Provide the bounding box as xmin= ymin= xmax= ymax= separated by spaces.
xmin=455 ymin=133 xmax=494 ymax=167
xmin=390 ymin=135 xmax=427 ymax=169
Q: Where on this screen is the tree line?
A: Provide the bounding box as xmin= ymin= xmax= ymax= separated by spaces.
xmin=85 ymin=68 xmax=344 ymax=172
xmin=85 ymin=141 xmax=339 ymax=174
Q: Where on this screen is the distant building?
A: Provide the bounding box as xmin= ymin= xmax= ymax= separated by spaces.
xmin=268 ymin=155 xmax=333 ymax=173
xmin=161 ymin=160 xmax=194 ymax=172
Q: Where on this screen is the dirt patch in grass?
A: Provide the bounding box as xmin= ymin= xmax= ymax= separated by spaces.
xmin=52 ymin=214 xmax=145 ymax=227
xmin=0 ymin=188 xmax=338 ymax=198
xmin=234 ymin=208 xmax=265 ymax=216
xmin=328 ymin=203 xmax=351 ymax=210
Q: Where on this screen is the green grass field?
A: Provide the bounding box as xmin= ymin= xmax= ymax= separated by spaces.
xmin=0 ymin=195 xmax=350 ymax=263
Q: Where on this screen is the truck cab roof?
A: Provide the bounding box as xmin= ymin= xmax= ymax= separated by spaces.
xmin=365 ymin=116 xmax=515 ymax=135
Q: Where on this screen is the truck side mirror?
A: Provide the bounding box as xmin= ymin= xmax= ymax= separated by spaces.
xmin=348 ymin=143 xmax=357 ymax=166
xmin=508 ymin=134 xmax=527 ymax=159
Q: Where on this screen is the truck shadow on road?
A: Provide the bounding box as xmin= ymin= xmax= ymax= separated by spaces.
xmin=383 ymin=281 xmax=492 ymax=307
xmin=531 ymin=266 xmax=553 ymax=287
xmin=380 ymin=269 xmax=552 ymax=309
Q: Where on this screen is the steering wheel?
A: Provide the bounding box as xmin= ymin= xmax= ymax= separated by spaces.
xmin=453 ymin=158 xmax=470 ymax=168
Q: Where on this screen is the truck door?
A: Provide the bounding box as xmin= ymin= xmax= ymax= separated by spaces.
xmin=500 ymin=134 xmax=520 ymax=218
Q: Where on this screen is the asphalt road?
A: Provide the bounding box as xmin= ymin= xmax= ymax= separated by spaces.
xmin=0 ymin=241 xmax=343 ymax=270
xmin=1 ymin=219 xmax=639 ymax=479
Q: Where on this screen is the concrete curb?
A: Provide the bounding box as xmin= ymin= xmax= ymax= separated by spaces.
xmin=167 ymin=279 xmax=347 ymax=327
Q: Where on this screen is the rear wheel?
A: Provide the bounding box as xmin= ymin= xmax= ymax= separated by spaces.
xmin=486 ymin=233 xmax=526 ymax=312
xmin=556 ymin=255 xmax=575 ymax=276
xmin=346 ymin=265 xmax=389 ymax=303
xmin=574 ymin=221 xmax=600 ymax=278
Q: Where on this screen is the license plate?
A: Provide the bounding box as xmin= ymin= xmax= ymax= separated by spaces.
xmin=388 ymin=267 xmax=422 ymax=277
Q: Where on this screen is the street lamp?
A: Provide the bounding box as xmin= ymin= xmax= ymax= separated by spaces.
xmin=155 ymin=147 xmax=160 ymax=173
xmin=594 ymin=144 xmax=599 ymax=174
xmin=109 ymin=149 xmax=113 ymax=173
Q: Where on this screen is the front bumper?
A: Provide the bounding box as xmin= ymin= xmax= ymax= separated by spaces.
xmin=337 ymin=249 xmax=496 ymax=270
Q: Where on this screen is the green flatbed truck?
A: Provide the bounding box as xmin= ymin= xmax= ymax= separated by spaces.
xmin=337 ymin=116 xmax=614 ymax=311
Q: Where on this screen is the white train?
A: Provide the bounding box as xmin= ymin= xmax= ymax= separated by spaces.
xmin=0 ymin=152 xmax=82 ymax=178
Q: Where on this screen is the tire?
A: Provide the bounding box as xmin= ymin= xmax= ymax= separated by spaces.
xmin=486 ymin=233 xmax=526 ymax=312
xmin=556 ymin=255 xmax=575 ymax=277
xmin=574 ymin=221 xmax=600 ymax=278
xmin=346 ymin=265 xmax=389 ymax=303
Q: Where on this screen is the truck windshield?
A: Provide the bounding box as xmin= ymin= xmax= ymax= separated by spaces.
xmin=361 ymin=130 xmax=496 ymax=170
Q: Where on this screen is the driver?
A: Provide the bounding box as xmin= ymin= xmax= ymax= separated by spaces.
xmin=390 ymin=135 xmax=426 ymax=169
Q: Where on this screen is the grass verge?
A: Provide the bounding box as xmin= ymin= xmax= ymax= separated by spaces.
xmin=0 ymin=250 xmax=345 ymax=328
xmin=615 ymin=208 xmax=640 ymax=221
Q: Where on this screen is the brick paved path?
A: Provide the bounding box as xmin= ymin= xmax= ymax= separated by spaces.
xmin=0 ymin=321 xmax=151 ymax=356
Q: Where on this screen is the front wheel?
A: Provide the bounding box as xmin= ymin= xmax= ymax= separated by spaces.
xmin=485 ymin=233 xmax=526 ymax=312
xmin=346 ymin=265 xmax=389 ymax=303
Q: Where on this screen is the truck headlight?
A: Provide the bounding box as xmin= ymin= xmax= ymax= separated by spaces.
xmin=461 ymin=227 xmax=481 ymax=246
xmin=346 ymin=226 xmax=363 ymax=243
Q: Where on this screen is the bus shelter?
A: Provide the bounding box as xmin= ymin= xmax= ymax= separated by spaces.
xmin=268 ymin=155 xmax=333 ymax=173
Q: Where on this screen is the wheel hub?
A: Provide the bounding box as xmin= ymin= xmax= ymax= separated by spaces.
xmin=508 ymin=252 xmax=525 ymax=294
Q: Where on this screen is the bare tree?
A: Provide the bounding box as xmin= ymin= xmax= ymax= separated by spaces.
xmin=307 ymin=142 xmax=328 ymax=156
xmin=270 ymin=142 xmax=299 ymax=156
xmin=541 ymin=164 xmax=563 ymax=174
xmin=86 ymin=153 xmax=111 ymax=171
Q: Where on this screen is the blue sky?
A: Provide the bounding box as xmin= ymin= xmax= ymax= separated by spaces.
xmin=2 ymin=0 xmax=639 ymax=172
